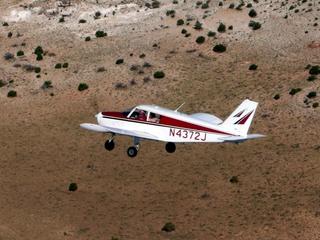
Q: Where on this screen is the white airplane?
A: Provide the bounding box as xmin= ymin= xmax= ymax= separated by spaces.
xmin=80 ymin=99 xmax=265 ymax=157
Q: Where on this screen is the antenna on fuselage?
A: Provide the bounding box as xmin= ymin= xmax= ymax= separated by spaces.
xmin=175 ymin=102 xmax=186 ymax=112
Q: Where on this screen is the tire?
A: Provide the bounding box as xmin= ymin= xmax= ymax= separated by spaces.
xmin=104 ymin=140 xmax=115 ymax=151
xmin=165 ymin=142 xmax=176 ymax=153
xmin=127 ymin=146 xmax=138 ymax=158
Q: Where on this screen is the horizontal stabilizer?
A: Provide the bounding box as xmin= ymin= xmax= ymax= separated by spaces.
xmin=80 ymin=123 xmax=110 ymax=132
xmin=218 ymin=134 xmax=265 ymax=143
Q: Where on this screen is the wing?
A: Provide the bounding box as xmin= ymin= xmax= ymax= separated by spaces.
xmin=80 ymin=123 xmax=159 ymax=140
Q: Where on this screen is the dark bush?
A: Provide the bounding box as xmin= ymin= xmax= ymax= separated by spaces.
xmin=62 ymin=62 xmax=69 ymax=68
xmin=230 ymin=176 xmax=239 ymax=183
xmin=289 ymin=88 xmax=302 ymax=95
xmin=309 ymin=65 xmax=320 ymax=75
xmin=249 ymin=64 xmax=258 ymax=70
xmin=274 ymin=94 xmax=280 ymax=100
xmin=193 ymin=20 xmax=203 ymax=30
xmin=78 ymin=83 xmax=88 ymax=91
xmin=307 ymin=75 xmax=317 ymax=81
xmin=17 ymin=50 xmax=24 ymax=56
xmin=161 ymin=222 xmax=175 ymax=232
xmin=143 ymin=62 xmax=152 ymax=68
xmin=36 ymin=54 xmax=43 ymax=61
xmin=313 ymin=102 xmax=319 ymax=108
xmin=153 ymin=71 xmax=165 ymax=78
xmin=55 ymin=63 xmax=62 ymax=69
xmin=116 ymin=59 xmax=124 ymax=64
xmin=79 ymin=19 xmax=86 ymax=23
xmin=177 ymin=19 xmax=184 ymax=25
xmin=3 ymin=22 xmax=8 ymax=26
xmin=34 ymin=46 xmax=44 ymax=55
xmin=217 ymin=23 xmax=226 ymax=32
xmin=139 ymin=53 xmax=146 ymax=58
xmin=7 ymin=90 xmax=17 ymax=97
xmin=59 ymin=17 xmax=65 ymax=23
xmin=95 ymin=30 xmax=107 ymax=38
xmin=213 ymin=44 xmax=227 ymax=53
xmin=248 ymin=9 xmax=257 ymax=17
xmin=35 ymin=67 xmax=41 ymax=73
xmin=0 ymin=80 xmax=5 ymax=87
xmin=69 ymin=182 xmax=78 ymax=191
xmin=249 ymin=21 xmax=261 ymax=30
xmin=196 ymin=36 xmax=205 ymax=44
xmin=307 ymin=91 xmax=317 ymax=98
xmin=207 ymin=31 xmax=216 ymax=37
xmin=85 ymin=36 xmax=91 ymax=42
xmin=8 ymin=32 xmax=12 ymax=38
xmin=181 ymin=29 xmax=187 ymax=34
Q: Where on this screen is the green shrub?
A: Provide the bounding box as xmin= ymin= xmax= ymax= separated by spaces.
xmin=230 ymin=176 xmax=239 ymax=183
xmin=116 ymin=59 xmax=124 ymax=64
xmin=59 ymin=17 xmax=65 ymax=23
xmin=229 ymin=3 xmax=235 ymax=8
xmin=289 ymin=88 xmax=302 ymax=95
xmin=3 ymin=22 xmax=8 ymax=26
xmin=0 ymin=80 xmax=5 ymax=87
xmin=7 ymin=90 xmax=17 ymax=97
xmin=85 ymin=36 xmax=91 ymax=42
xmin=307 ymin=91 xmax=317 ymax=98
xmin=79 ymin=19 xmax=86 ymax=23
xmin=78 ymin=83 xmax=88 ymax=91
xmin=309 ymin=65 xmax=320 ymax=75
xmin=193 ymin=20 xmax=203 ymax=30
xmin=274 ymin=93 xmax=280 ymax=100
xmin=8 ymin=32 xmax=12 ymax=38
xmin=313 ymin=102 xmax=319 ymax=108
xmin=166 ymin=10 xmax=175 ymax=16
xmin=217 ymin=23 xmax=226 ymax=32
xmin=139 ymin=53 xmax=146 ymax=58
xmin=17 ymin=50 xmax=24 ymax=56
xmin=161 ymin=222 xmax=175 ymax=232
xmin=213 ymin=44 xmax=227 ymax=53
xmin=153 ymin=71 xmax=165 ymax=78
xmin=248 ymin=9 xmax=257 ymax=17
xmin=35 ymin=67 xmax=41 ymax=73
xmin=196 ymin=36 xmax=205 ymax=44
xmin=181 ymin=29 xmax=187 ymax=34
xmin=249 ymin=64 xmax=258 ymax=70
xmin=95 ymin=30 xmax=107 ymax=38
xmin=177 ymin=19 xmax=184 ymax=25
xmin=55 ymin=63 xmax=62 ymax=69
xmin=307 ymin=75 xmax=317 ymax=81
xmin=43 ymin=81 xmax=53 ymax=88
xmin=34 ymin=46 xmax=44 ymax=55
xmin=4 ymin=52 xmax=14 ymax=60
xmin=62 ymin=62 xmax=69 ymax=68
xmin=249 ymin=21 xmax=261 ymax=30
xmin=69 ymin=182 xmax=78 ymax=191
xmin=207 ymin=31 xmax=216 ymax=37
xmin=36 ymin=54 xmax=43 ymax=61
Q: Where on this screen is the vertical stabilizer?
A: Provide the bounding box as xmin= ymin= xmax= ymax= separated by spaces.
xmin=221 ymin=99 xmax=258 ymax=136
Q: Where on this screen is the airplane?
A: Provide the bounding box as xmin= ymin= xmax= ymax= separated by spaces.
xmin=80 ymin=99 xmax=265 ymax=158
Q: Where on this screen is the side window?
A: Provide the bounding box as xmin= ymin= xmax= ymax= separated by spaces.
xmin=148 ymin=112 xmax=161 ymax=123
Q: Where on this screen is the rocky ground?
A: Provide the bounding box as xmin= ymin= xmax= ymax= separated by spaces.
xmin=0 ymin=0 xmax=319 ymax=239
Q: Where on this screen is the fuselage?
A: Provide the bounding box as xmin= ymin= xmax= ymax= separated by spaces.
xmin=97 ymin=105 xmax=237 ymax=143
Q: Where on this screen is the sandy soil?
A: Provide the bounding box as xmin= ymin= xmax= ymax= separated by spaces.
xmin=0 ymin=0 xmax=319 ymax=239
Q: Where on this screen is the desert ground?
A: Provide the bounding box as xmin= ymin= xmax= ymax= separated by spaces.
xmin=0 ymin=0 xmax=319 ymax=239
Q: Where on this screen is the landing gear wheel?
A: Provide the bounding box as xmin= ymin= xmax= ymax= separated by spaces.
xmin=165 ymin=142 xmax=176 ymax=153
xmin=105 ymin=140 xmax=115 ymax=151
xmin=127 ymin=146 xmax=138 ymax=158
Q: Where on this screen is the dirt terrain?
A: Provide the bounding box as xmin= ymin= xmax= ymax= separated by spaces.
xmin=0 ymin=0 xmax=319 ymax=239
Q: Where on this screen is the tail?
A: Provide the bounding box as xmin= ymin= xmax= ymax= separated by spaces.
xmin=221 ymin=99 xmax=259 ymax=136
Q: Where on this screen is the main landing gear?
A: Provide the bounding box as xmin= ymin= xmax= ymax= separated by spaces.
xmin=104 ymin=134 xmax=176 ymax=158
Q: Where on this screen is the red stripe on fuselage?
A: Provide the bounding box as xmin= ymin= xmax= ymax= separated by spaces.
xmin=101 ymin=112 xmax=233 ymax=136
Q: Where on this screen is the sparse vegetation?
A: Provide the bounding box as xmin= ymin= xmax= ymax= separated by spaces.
xmin=249 ymin=9 xmax=257 ymax=17
xmin=249 ymin=64 xmax=258 ymax=70
xmin=193 ymin=20 xmax=203 ymax=30
xmin=289 ymin=88 xmax=302 ymax=95
xmin=213 ymin=44 xmax=227 ymax=53
xmin=196 ymin=36 xmax=205 ymax=44
xmin=4 ymin=52 xmax=14 ymax=60
xmin=153 ymin=71 xmax=165 ymax=78
xmin=307 ymin=91 xmax=317 ymax=98
xmin=7 ymin=90 xmax=17 ymax=97
xmin=309 ymin=65 xmax=320 ymax=75
xmin=69 ymin=182 xmax=78 ymax=191
xmin=249 ymin=21 xmax=261 ymax=30
xmin=217 ymin=23 xmax=226 ymax=32
xmin=162 ymin=222 xmax=175 ymax=232
xmin=313 ymin=102 xmax=319 ymax=108
xmin=17 ymin=50 xmax=24 ymax=56
xmin=274 ymin=93 xmax=280 ymax=100
xmin=116 ymin=59 xmax=124 ymax=64
xmin=177 ymin=19 xmax=184 ymax=25
xmin=78 ymin=83 xmax=88 ymax=91
xmin=55 ymin=63 xmax=62 ymax=69
xmin=79 ymin=19 xmax=86 ymax=23
xmin=62 ymin=62 xmax=69 ymax=68
xmin=230 ymin=176 xmax=239 ymax=183
xmin=95 ymin=30 xmax=107 ymax=38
